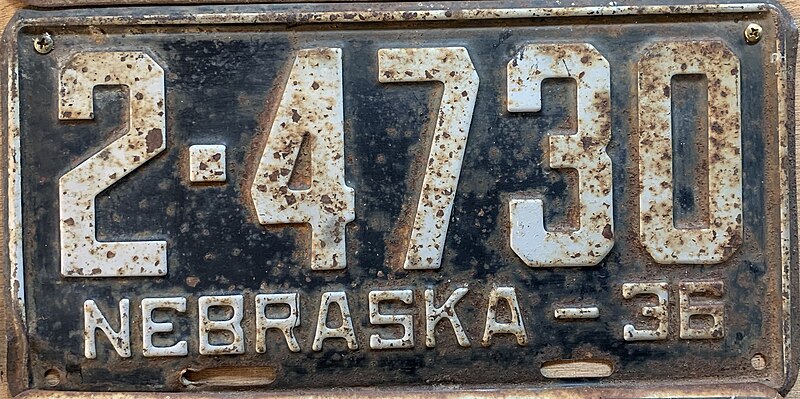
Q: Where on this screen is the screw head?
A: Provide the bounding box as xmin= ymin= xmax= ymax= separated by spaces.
xmin=744 ymin=23 xmax=763 ymax=44
xmin=44 ymin=368 xmax=61 ymax=387
xmin=751 ymin=353 xmax=767 ymax=370
xmin=33 ymin=32 xmax=54 ymax=54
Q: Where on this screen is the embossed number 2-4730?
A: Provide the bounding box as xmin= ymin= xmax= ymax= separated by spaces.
xmin=60 ymin=42 xmax=743 ymax=275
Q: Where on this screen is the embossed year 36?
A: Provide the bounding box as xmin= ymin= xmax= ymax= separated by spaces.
xmin=2 ymin=1 xmax=799 ymax=397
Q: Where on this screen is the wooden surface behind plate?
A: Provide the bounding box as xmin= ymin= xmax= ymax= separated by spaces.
xmin=0 ymin=0 xmax=798 ymax=397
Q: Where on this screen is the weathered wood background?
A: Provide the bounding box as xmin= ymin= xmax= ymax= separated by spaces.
xmin=0 ymin=0 xmax=799 ymax=397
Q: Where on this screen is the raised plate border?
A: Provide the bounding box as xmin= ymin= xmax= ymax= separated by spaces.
xmin=1 ymin=2 xmax=796 ymax=396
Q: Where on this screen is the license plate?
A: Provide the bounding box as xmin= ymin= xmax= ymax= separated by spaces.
xmin=3 ymin=1 xmax=799 ymax=397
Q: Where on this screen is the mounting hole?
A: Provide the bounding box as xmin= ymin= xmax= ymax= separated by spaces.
xmin=181 ymin=366 xmax=277 ymax=387
xmin=44 ymin=369 xmax=61 ymax=387
xmin=751 ymin=353 xmax=767 ymax=371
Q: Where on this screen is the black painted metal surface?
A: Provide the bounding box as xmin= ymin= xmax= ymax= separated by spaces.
xmin=3 ymin=1 xmax=798 ymax=395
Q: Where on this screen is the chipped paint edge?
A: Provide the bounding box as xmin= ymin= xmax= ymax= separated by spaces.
xmin=9 ymin=382 xmax=785 ymax=399
xmin=2 ymin=12 xmax=30 ymax=396
xmin=7 ymin=3 xmax=774 ymax=27
xmin=776 ymin=3 xmax=800 ymax=395
xmin=777 ymin=17 xmax=790 ymax=396
xmin=0 ymin=2 xmax=795 ymax=398
xmin=4 ymin=16 xmax=23 ymax=326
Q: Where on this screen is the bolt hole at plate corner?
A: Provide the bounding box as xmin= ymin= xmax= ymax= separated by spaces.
xmin=44 ymin=368 xmax=61 ymax=387
xmin=751 ymin=353 xmax=767 ymax=371
xmin=180 ymin=366 xmax=277 ymax=388
xmin=540 ymin=359 xmax=614 ymax=379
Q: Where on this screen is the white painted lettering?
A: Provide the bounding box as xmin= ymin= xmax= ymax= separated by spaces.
xmin=142 ymin=297 xmax=187 ymax=357
xmin=638 ymin=41 xmax=742 ymax=264
xmin=679 ymin=281 xmax=725 ymax=339
xmin=507 ymin=43 xmax=614 ymax=267
xmin=249 ymin=48 xmax=354 ymax=271
xmin=59 ymin=52 xmax=167 ymax=277
xmin=198 ymin=295 xmax=245 ymax=355
xmin=377 ymin=47 xmax=479 ymax=270
xmin=83 ymin=298 xmax=131 ymax=359
xmin=312 ymin=292 xmax=358 ymax=351
xmin=369 ymin=290 xmax=414 ymax=350
xmin=255 ymin=293 xmax=301 ymax=353
xmin=482 ymin=287 xmax=527 ymax=346
xmin=425 ymin=288 xmax=470 ymax=348
xmin=622 ymin=282 xmax=669 ymax=341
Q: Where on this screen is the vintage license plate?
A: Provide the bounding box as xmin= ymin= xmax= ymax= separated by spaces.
xmin=2 ymin=1 xmax=799 ymax=397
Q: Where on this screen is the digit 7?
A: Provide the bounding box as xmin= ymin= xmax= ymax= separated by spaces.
xmin=378 ymin=47 xmax=479 ymax=270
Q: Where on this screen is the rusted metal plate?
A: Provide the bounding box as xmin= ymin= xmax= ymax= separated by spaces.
xmin=1 ymin=1 xmax=798 ymax=398
xmin=21 ymin=0 xmax=413 ymax=7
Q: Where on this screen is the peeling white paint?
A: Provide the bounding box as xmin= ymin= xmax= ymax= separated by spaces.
xmin=638 ymin=41 xmax=742 ymax=264
xmin=622 ymin=283 xmax=668 ymax=341
xmin=425 ymin=287 xmax=470 ymax=348
xmin=369 ymin=289 xmax=414 ymax=350
xmin=678 ymin=281 xmax=725 ymax=339
xmin=378 ymin=47 xmax=478 ymax=270
xmin=58 ymin=52 xmax=167 ymax=277
xmin=189 ymin=144 xmax=227 ymax=183
xmin=507 ymin=43 xmax=614 ymax=267
xmin=255 ymin=293 xmax=301 ymax=353
xmin=83 ymin=298 xmax=131 ymax=359
xmin=142 ymin=297 xmax=188 ymax=357
xmin=250 ymin=48 xmax=354 ymax=271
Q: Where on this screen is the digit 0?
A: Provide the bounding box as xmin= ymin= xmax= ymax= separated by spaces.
xmin=638 ymin=41 xmax=743 ymax=264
